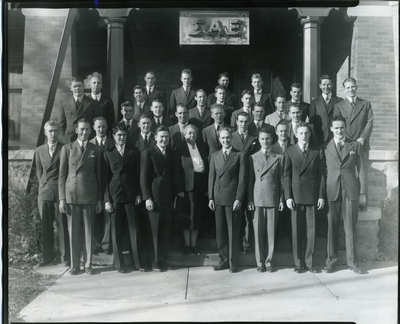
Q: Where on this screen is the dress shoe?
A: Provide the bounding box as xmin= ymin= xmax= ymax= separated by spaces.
xmin=117 ymin=268 xmax=127 ymax=274
xmin=37 ymin=260 xmax=51 ymax=267
xmin=257 ymin=266 xmax=266 ymax=272
xmin=266 ymin=266 xmax=274 ymax=273
xmin=294 ymin=266 xmax=304 ymax=273
xmin=349 ymin=265 xmax=363 ymax=274
xmin=62 ymin=260 xmax=71 ymax=267
xmin=139 ymin=267 xmax=149 ymax=272
xmin=183 ymin=246 xmax=190 ymax=255
xmin=85 ymin=267 xmax=94 ymax=275
xmin=191 ymin=246 xmax=201 ymax=256
xmin=213 ymin=263 xmax=229 ymax=271
xmin=69 ymin=267 xmax=79 ymax=275
xmin=308 ymin=267 xmax=318 ymax=273
xmin=229 ymin=267 xmax=239 ymax=273
xmin=153 ymin=266 xmax=167 ymax=272
xmin=323 ymin=266 xmax=334 ymax=273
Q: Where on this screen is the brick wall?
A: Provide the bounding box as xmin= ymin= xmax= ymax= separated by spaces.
xmin=348 ymin=16 xmax=397 ymax=151
xmin=20 ymin=13 xmax=76 ymax=149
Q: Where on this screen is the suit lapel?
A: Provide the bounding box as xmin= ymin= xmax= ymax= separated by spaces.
xmin=77 ymin=143 xmax=93 ymax=170
xmin=219 ymin=149 xmax=237 ymax=177
xmin=327 ymin=140 xmax=341 ymax=163
xmin=300 ymin=146 xmax=315 ymax=175
xmin=340 ymin=141 xmax=353 ymax=162
xmin=48 ymin=142 xmax=62 ymax=169
xmin=39 ymin=144 xmax=52 ymax=169
xmin=261 ymin=153 xmax=278 ymax=177
xmin=350 ymin=98 xmax=363 ymax=124
xmin=76 ymin=97 xmax=89 ymax=119
xmin=122 ymin=148 xmax=132 ymax=169
xmin=202 ymin=109 xmax=211 ymax=122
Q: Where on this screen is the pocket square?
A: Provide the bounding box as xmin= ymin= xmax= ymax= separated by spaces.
xmin=90 ymin=154 xmax=96 ymax=158
xmin=350 ymin=151 xmax=355 ymax=155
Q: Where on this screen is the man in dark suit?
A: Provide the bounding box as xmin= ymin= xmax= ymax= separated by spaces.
xmin=143 ymin=71 xmax=167 ymax=114
xmin=231 ymin=111 xmax=259 ymax=253
xmin=324 ymin=115 xmax=363 ymax=274
xmin=248 ymin=127 xmax=284 ymax=272
xmin=57 ymin=76 xmax=101 ymax=143
xmin=104 ymin=125 xmax=143 ymax=273
xmin=333 ymin=77 xmax=373 ymax=209
xmin=206 ymin=72 xmax=239 ymax=110
xmin=202 ymin=104 xmax=231 ymax=158
xmin=309 ymin=75 xmax=343 ymax=147
xmin=132 ymin=85 xmax=151 ymax=122
xmin=189 ymin=89 xmax=213 ymax=132
xmin=208 ymin=128 xmax=248 ymax=273
xmin=134 ymin=113 xmax=156 ymax=153
xmin=34 ymin=120 xmax=70 ymax=267
xmin=140 ymin=126 xmax=174 ymax=271
xmin=59 ymin=118 xmax=103 ymax=275
xmin=89 ymin=73 xmax=114 ymax=136
xmin=89 ymin=117 xmax=114 ymax=254
xmin=287 ymin=103 xmax=318 ymax=146
xmin=284 ymin=122 xmax=325 ymax=273
xmin=285 ymin=83 xmax=310 ymax=122
xmin=231 ymin=90 xmax=254 ymax=128
xmin=150 ymin=99 xmax=173 ymax=132
xmin=248 ymin=104 xmax=277 ymax=140
xmin=168 ymin=104 xmax=189 ymax=149
xmin=169 ymin=69 xmax=197 ymax=121
xmin=115 ymin=101 xmax=139 ymax=149
xmin=210 ymin=85 xmax=235 ymax=125
xmin=250 ymin=73 xmax=274 ymax=116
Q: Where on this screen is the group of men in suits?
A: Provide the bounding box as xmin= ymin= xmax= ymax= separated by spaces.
xmin=35 ymin=72 xmax=372 ymax=276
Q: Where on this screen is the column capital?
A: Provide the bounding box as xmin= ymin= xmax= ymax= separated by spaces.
xmin=96 ymin=8 xmax=133 ymax=18
xmin=104 ymin=17 xmax=127 ymax=27
xmin=300 ymin=16 xmax=324 ymax=26
xmin=289 ymin=7 xmax=338 ymax=19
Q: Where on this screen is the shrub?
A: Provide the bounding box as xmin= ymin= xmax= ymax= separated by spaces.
xmin=8 ymin=179 xmax=42 ymax=265
xmin=377 ymin=186 xmax=398 ymax=261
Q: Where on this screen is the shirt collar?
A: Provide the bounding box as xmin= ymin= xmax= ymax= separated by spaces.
xmin=322 ymin=93 xmax=332 ymax=101
xmin=147 ymin=86 xmax=154 ymax=92
xmin=116 ymin=144 xmax=125 ymax=151
xmin=48 ymin=142 xmax=58 ymax=148
xmin=223 ymin=146 xmax=232 ymax=155
xmin=97 ymin=136 xmax=106 ymax=144
xmin=334 ymin=138 xmax=345 ymax=145
xmin=347 ymin=96 xmax=357 ymax=103
xmin=77 ymin=139 xmax=87 ymax=147
xmin=141 ymin=132 xmax=150 ymax=139
xmin=298 ymin=142 xmax=308 ymax=150
xmin=157 ymin=144 xmax=166 ymax=153
xmin=261 ymin=148 xmax=272 ymax=155
xmin=74 ymin=95 xmax=84 ymax=102
xmin=238 ymin=130 xmax=248 ymax=136
xmin=124 ymin=118 xmax=132 ymax=125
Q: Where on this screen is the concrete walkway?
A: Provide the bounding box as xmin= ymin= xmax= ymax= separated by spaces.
xmin=20 ymin=261 xmax=397 ymax=323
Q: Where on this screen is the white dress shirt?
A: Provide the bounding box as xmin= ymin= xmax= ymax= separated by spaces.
xmin=187 ymin=142 xmax=205 ymax=173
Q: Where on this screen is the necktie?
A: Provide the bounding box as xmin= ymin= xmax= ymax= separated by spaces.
xmin=257 ymin=122 xmax=261 ymax=130
xmin=279 ymin=112 xmax=283 ymax=119
xmin=95 ymin=95 xmax=99 ymax=101
xmin=144 ymin=134 xmax=148 ymax=146
xmin=325 ymin=96 xmax=329 ymax=103
xmin=337 ymin=140 xmax=343 ymax=151
xmin=185 ymin=87 xmax=189 ymax=96
xmin=75 ymin=99 xmax=81 ymax=110
xmin=281 ymin=142 xmax=286 ymax=152
xmin=223 ymin=151 xmax=228 ymax=161
xmin=49 ymin=145 xmax=55 ymax=157
xmin=100 ymin=139 xmax=105 ymax=151
xmin=148 ymin=88 xmax=152 ymax=97
xmin=240 ymin=133 xmax=245 ymax=143
xmin=80 ymin=143 xmax=85 ymax=153
xmin=265 ymin=151 xmax=269 ymax=161
xmin=351 ymin=99 xmax=356 ymax=108
xmin=126 ymin=121 xmax=131 ymax=130
xmin=302 ymin=144 xmax=307 ymax=156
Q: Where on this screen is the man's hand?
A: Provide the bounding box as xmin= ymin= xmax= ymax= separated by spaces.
xmin=208 ymin=199 xmax=215 ymax=211
xmin=317 ymin=198 xmax=325 ymax=210
xmin=146 ymin=198 xmax=154 ymax=211
xmin=233 ymin=200 xmax=242 ymax=211
xmin=286 ymin=198 xmax=295 ymax=211
xmin=96 ymin=200 xmax=103 ymax=213
xmin=278 ymin=201 xmax=284 ymax=211
xmin=105 ymin=202 xmax=113 ymax=213
xmin=177 ymin=192 xmax=185 ymax=198
xmin=59 ymin=200 xmax=67 ymax=214
xmin=135 ymin=195 xmax=142 ymax=205
xmin=356 ymin=138 xmax=365 ymax=146
xmin=248 ymin=201 xmax=255 ymax=211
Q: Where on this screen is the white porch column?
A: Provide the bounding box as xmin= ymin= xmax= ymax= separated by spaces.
xmin=97 ymin=9 xmax=133 ymax=122
xmin=289 ymin=8 xmax=338 ymax=103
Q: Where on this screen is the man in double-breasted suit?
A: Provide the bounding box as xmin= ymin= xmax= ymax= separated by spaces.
xmin=59 ymin=118 xmax=103 ymax=275
xmin=115 ymin=101 xmax=139 ymax=149
xmin=333 ymin=77 xmax=373 ymax=209
xmin=140 ymin=126 xmax=175 ymax=271
xmin=168 ymin=104 xmax=189 ymax=149
xmin=35 ymin=120 xmax=70 ymax=267
xmin=57 ymin=76 xmax=101 ymax=143
xmin=104 ymin=125 xmax=143 ymax=273
xmin=189 ymin=89 xmax=213 ymax=132
xmin=169 ymin=69 xmax=197 ymax=121
xmin=208 ymin=128 xmax=248 ymax=273
xmin=285 ymin=83 xmax=310 ymax=122
xmin=89 ymin=73 xmax=114 ymax=135
xmin=324 ymin=115 xmax=363 ymax=274
xmin=284 ymin=122 xmax=325 ymax=273
xmin=202 ymin=104 xmax=231 ymax=158
xmin=149 ymin=99 xmax=173 ymax=132
xmin=206 ymin=72 xmax=239 ymax=111
xmin=132 ymin=86 xmax=151 ymax=122
xmin=143 ymin=71 xmax=167 ymax=114
xmin=309 ymin=75 xmax=343 ymax=147
xmin=287 ymin=103 xmax=318 ymax=146
xmin=89 ymin=117 xmax=114 ymax=254
xmin=249 ymin=74 xmax=274 ymax=116
xmin=248 ymin=127 xmax=284 ymax=272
